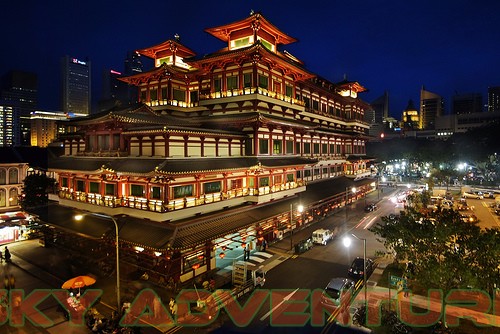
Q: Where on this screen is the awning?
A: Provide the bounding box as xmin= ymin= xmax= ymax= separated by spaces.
xmin=0 ymin=212 xmax=27 ymax=222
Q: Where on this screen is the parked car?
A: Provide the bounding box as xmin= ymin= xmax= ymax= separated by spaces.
xmin=320 ymin=277 xmax=355 ymax=309
xmin=348 ymin=257 xmax=375 ymax=280
xmin=462 ymin=192 xmax=484 ymax=199
xmin=483 ymin=192 xmax=496 ymax=199
xmin=457 ymin=199 xmax=473 ymax=211
xmin=294 ymin=237 xmax=313 ymax=254
xmin=364 ymin=203 xmax=378 ymax=212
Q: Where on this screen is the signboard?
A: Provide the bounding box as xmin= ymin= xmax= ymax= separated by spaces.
xmin=390 ymin=275 xmax=407 ymax=287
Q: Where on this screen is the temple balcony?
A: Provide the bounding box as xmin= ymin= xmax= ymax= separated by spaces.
xmin=56 ymin=180 xmax=305 ymax=221
xmin=345 ymin=169 xmax=372 ymax=180
xmin=199 ymin=87 xmax=305 ymax=108
xmin=144 ymin=99 xmax=199 ymax=108
xmin=75 ymin=150 xmax=129 ymax=157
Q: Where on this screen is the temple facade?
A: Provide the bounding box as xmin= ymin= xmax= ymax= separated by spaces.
xmin=48 ymin=13 xmax=373 ymax=283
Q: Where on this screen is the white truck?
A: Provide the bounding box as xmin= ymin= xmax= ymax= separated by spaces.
xmin=232 ymin=263 xmax=266 ymax=288
xmin=312 ymin=228 xmax=337 ymax=245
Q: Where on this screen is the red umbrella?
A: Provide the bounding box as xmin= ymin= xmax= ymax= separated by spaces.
xmin=62 ymin=275 xmax=96 ymax=290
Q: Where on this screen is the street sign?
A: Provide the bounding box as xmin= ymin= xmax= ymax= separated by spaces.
xmin=390 ymin=275 xmax=406 ymax=287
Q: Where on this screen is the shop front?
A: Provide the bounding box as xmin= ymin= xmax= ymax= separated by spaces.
xmin=0 ymin=211 xmax=37 ymax=245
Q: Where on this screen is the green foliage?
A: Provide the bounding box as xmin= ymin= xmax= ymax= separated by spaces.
xmin=370 ymin=197 xmax=500 ymax=294
xmin=20 ymin=173 xmax=56 ymax=210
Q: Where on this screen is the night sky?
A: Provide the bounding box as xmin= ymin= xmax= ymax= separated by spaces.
xmin=2 ymin=0 xmax=500 ymax=118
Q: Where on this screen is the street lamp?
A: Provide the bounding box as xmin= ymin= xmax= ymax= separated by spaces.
xmin=343 ymin=233 xmax=367 ymax=304
xmin=290 ymin=203 xmax=304 ymax=251
xmin=74 ymin=213 xmax=121 ymax=311
xmin=345 ymin=186 xmax=356 ymax=222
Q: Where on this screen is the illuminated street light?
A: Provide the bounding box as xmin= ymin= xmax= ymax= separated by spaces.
xmin=343 ymin=233 xmax=367 ymax=304
xmin=74 ymin=213 xmax=121 ymax=311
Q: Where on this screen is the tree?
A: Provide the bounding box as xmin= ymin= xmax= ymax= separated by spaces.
xmin=370 ymin=198 xmax=499 ymax=295
xmin=20 ymin=173 xmax=56 ymax=210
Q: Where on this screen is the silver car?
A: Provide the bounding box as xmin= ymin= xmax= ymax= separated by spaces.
xmin=320 ymin=277 xmax=355 ymax=308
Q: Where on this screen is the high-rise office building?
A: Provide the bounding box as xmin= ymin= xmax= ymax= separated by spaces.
xmin=124 ymin=51 xmax=143 ymax=75
xmin=452 ymin=92 xmax=483 ymax=114
xmin=98 ymin=69 xmax=131 ymax=112
xmin=1 ymin=70 xmax=38 ymax=145
xmin=488 ymin=86 xmax=500 ymax=112
xmin=0 ymin=105 xmax=16 ymax=146
xmin=61 ymin=56 xmax=91 ymax=115
xmin=123 ymin=51 xmax=143 ymax=104
xmin=370 ymin=91 xmax=389 ymax=124
xmin=420 ymin=87 xmax=444 ymax=130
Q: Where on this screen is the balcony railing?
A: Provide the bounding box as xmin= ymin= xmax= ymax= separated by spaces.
xmin=199 ymin=86 xmax=305 ymax=106
xmin=58 ymin=181 xmax=303 ymax=213
xmin=144 ymin=99 xmax=198 ymax=108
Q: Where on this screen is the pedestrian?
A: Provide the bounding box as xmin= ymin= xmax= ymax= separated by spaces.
xmin=0 ymin=248 xmax=3 ymax=263
xmin=169 ymin=297 xmax=176 ymax=315
xmin=262 ymin=239 xmax=267 ymax=251
xmin=9 ymin=274 xmax=15 ymax=289
xmin=3 ymin=247 xmax=11 ymax=263
xmin=403 ymin=275 xmax=409 ymax=297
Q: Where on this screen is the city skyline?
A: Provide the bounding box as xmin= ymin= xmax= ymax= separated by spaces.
xmin=2 ymin=0 xmax=500 ymax=117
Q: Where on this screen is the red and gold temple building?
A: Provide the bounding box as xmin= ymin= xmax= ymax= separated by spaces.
xmin=48 ymin=12 xmax=373 ymax=283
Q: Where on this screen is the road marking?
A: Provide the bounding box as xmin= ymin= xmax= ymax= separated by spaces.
xmin=291 ymin=255 xmax=298 ymax=259
xmin=355 ymin=217 xmax=367 ymax=228
xmin=260 ymin=288 xmax=299 ymax=321
xmin=364 ymin=216 xmax=378 ymax=229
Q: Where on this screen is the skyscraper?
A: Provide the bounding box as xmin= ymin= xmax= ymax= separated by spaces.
xmin=1 ymin=70 xmax=38 ymax=145
xmin=123 ymin=51 xmax=143 ymax=104
xmin=0 ymin=105 xmax=15 ymax=146
xmin=488 ymin=86 xmax=500 ymax=112
xmin=61 ymin=56 xmax=91 ymax=115
xmin=370 ymin=91 xmax=389 ymax=123
xmin=420 ymin=87 xmax=444 ymax=130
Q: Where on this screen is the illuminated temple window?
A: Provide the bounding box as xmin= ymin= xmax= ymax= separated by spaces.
xmin=257 ymin=37 xmax=274 ymax=52
xmin=157 ymin=56 xmax=172 ymax=67
xmin=230 ymin=36 xmax=253 ymax=50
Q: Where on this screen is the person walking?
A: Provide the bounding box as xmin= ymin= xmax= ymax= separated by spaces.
xmin=4 ymin=247 xmax=11 ymax=263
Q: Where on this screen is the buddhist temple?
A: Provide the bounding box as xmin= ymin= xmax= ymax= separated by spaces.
xmin=47 ymin=12 xmax=374 ymax=284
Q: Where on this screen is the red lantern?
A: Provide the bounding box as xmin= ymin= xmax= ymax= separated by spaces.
xmin=192 ymin=263 xmax=200 ymax=270
xmin=241 ymin=237 xmax=246 ymax=242
xmin=198 ymin=254 xmax=204 ymax=260
xmin=241 ymin=243 xmax=246 ymax=248
xmin=222 ymin=246 xmax=227 ymax=251
xmin=219 ymin=252 xmax=225 ymax=259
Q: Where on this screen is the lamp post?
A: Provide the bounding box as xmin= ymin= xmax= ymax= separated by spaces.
xmin=289 ymin=203 xmax=304 ymax=251
xmin=343 ymin=233 xmax=367 ymax=304
xmin=345 ymin=186 xmax=356 ymax=222
xmin=74 ymin=213 xmax=121 ymax=311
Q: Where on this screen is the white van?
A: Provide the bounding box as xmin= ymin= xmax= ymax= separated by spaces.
xmin=312 ymin=229 xmax=334 ymax=245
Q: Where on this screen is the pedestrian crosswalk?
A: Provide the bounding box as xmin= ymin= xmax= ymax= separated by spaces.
xmin=223 ymin=251 xmax=273 ymax=271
